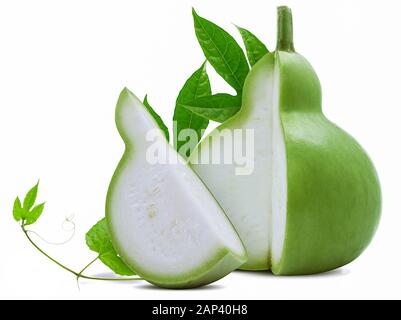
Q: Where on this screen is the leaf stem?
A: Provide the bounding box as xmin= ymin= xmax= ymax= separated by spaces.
xmin=21 ymin=225 xmax=143 ymax=282
xmin=76 ymin=256 xmax=99 ymax=281
xmin=276 ymin=6 xmax=295 ymax=52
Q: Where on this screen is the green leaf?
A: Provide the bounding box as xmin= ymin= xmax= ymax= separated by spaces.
xmin=86 ymin=218 xmax=111 ymax=253
xmin=23 ymin=181 xmax=39 ymax=211
xmin=86 ymin=218 xmax=136 ymax=276
xmin=98 ymin=249 xmax=135 ymax=276
xmin=13 ymin=197 xmax=24 ymax=222
xmin=143 ymin=95 xmax=170 ymax=142
xmin=173 ymin=62 xmax=211 ymax=159
xmin=178 ymin=93 xmax=241 ymax=123
xmin=24 ymin=202 xmax=45 ymax=226
xmin=192 ymin=9 xmax=249 ymax=93
xmin=236 ymin=26 xmax=269 ymax=66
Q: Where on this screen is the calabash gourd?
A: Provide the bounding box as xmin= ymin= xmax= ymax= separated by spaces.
xmin=190 ymin=6 xmax=381 ymax=274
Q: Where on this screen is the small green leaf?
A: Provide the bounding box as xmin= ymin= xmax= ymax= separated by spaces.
xmin=24 ymin=202 xmax=45 ymax=226
xmin=178 ymin=93 xmax=241 ymax=122
xmin=86 ymin=218 xmax=136 ymax=276
xmin=173 ymin=62 xmax=211 ymax=159
xmin=86 ymin=218 xmax=111 ymax=253
xmin=99 ymin=249 xmax=135 ymax=276
xmin=23 ymin=181 xmax=39 ymax=211
xmin=192 ymin=9 xmax=249 ymax=93
xmin=13 ymin=197 xmax=24 ymax=222
xmin=236 ymin=26 xmax=269 ymax=66
xmin=143 ymin=95 xmax=170 ymax=142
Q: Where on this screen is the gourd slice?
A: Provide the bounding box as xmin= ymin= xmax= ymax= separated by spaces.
xmin=106 ymin=88 xmax=247 ymax=288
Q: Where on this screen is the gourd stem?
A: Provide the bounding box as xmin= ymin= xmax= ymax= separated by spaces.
xmin=276 ymin=6 xmax=295 ymax=52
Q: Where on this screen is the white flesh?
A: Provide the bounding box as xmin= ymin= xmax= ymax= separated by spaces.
xmin=107 ymin=89 xmax=246 ymax=282
xmin=190 ymin=54 xmax=287 ymax=269
xmin=271 ymin=56 xmax=287 ymax=265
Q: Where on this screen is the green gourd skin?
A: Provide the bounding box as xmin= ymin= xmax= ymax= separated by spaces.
xmin=274 ymin=8 xmax=381 ymax=274
xmin=274 ymin=52 xmax=381 ymax=274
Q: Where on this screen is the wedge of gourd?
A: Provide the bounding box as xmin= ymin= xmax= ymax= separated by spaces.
xmin=106 ymin=88 xmax=247 ymax=288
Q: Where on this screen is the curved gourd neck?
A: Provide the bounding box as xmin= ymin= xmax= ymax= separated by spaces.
xmin=275 ymin=6 xmax=322 ymax=113
xmin=276 ymin=6 xmax=295 ymax=52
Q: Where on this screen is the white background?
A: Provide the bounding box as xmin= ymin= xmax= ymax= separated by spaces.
xmin=0 ymin=0 xmax=400 ymax=299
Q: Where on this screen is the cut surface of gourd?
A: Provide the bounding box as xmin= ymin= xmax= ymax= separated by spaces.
xmin=190 ymin=54 xmax=281 ymax=270
xmin=106 ymin=88 xmax=246 ymax=288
